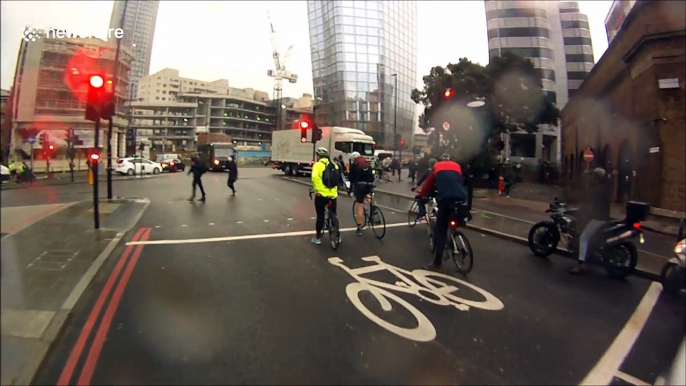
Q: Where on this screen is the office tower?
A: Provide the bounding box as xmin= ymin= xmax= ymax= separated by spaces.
xmin=109 ymin=0 xmax=160 ymax=100
xmin=485 ymin=0 xmax=594 ymax=108
xmin=307 ymin=0 xmax=418 ymax=148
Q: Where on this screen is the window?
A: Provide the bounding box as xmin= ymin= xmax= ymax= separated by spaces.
xmin=486 ymin=8 xmax=547 ymax=19
xmin=535 ymin=68 xmax=556 ymax=81
xmin=544 ymin=90 xmax=557 ymax=104
xmin=559 ymin=8 xmax=578 ymax=13
xmin=567 ymin=71 xmax=589 ymax=80
xmin=488 ymin=27 xmax=550 ymax=39
xmin=563 ymin=36 xmax=592 ymax=46
xmin=565 ymin=53 xmax=594 ymax=63
xmin=493 ymin=47 xmax=554 ymax=59
xmin=334 ymin=142 xmax=351 ymax=153
xmin=561 ymin=20 xmax=590 ymax=29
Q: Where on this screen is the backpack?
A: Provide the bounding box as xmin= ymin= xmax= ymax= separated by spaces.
xmin=321 ymin=158 xmax=341 ymax=189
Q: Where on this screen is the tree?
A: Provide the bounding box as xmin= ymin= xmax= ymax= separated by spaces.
xmin=411 ymin=53 xmax=560 ymax=162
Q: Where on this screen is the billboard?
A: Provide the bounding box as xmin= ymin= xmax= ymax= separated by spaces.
xmin=605 ymin=0 xmax=637 ymax=44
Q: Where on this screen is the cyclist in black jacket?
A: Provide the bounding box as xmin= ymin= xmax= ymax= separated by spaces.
xmin=412 ymin=157 xmax=438 ymax=219
xmin=348 ymin=151 xmax=375 ymax=236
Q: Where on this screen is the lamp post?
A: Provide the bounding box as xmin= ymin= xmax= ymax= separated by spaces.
xmin=391 ymin=73 xmax=400 ymax=181
xmin=107 ymin=0 xmax=128 ymax=199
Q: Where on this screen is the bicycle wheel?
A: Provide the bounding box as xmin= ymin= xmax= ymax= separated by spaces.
xmin=448 ymin=230 xmax=474 ymax=274
xmin=345 ymin=282 xmax=436 ymax=342
xmin=381 ymin=173 xmax=390 ymax=183
xmin=352 ymin=200 xmax=367 ymax=228
xmin=369 ymin=205 xmax=386 ymax=239
xmin=328 ymin=212 xmax=341 ymax=250
xmin=407 ymin=200 xmax=419 ymax=227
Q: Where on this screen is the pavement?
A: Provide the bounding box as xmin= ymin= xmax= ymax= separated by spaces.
xmin=0 ymin=168 xmax=674 ymax=385
xmin=283 ymin=175 xmax=677 ymax=279
xmin=0 ymin=170 xmax=159 ymax=191
xmin=0 ymin=197 xmax=149 ymax=385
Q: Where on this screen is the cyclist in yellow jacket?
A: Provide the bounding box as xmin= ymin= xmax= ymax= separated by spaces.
xmin=311 ymin=147 xmax=339 ymax=245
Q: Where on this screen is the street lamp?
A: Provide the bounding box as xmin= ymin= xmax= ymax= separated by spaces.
xmin=391 ymin=73 xmax=400 ymax=181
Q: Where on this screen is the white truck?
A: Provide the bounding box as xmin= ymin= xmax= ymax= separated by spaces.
xmin=271 ymin=126 xmax=376 ymax=176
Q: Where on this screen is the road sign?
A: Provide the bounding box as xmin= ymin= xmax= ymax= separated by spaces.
xmin=443 ymin=122 xmax=450 ymax=131
xmin=28 ymin=136 xmax=36 ymax=145
xmin=583 ymin=149 xmax=594 ymax=162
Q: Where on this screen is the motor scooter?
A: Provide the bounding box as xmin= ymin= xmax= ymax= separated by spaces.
xmin=660 ymin=218 xmax=685 ymax=293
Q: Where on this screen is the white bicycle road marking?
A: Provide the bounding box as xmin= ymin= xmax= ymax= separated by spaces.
xmin=328 ymin=255 xmax=504 ymax=342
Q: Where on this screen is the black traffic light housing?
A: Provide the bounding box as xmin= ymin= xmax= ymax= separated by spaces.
xmin=85 ymin=74 xmax=115 ymax=122
xmin=393 ymin=134 xmax=402 ymax=150
xmin=312 ymin=125 xmax=322 ymax=142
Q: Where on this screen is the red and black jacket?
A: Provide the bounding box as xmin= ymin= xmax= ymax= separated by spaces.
xmin=418 ymin=160 xmax=467 ymax=203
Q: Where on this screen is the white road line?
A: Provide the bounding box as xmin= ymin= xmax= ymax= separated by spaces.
xmin=126 ymin=222 xmax=409 ymax=246
xmin=209 ymin=223 xmax=215 ymax=226
xmin=580 ymin=281 xmax=663 ymax=386
xmin=154 ymin=225 xmax=161 ymax=228
xmin=263 ymin=220 xmax=269 ymax=222
xmin=615 ymin=371 xmax=651 ymax=386
xmin=181 ymin=224 xmax=187 ymax=227
xmin=287 ymin=218 xmax=293 ymax=221
xmin=237 ymin=221 xmax=243 ymax=224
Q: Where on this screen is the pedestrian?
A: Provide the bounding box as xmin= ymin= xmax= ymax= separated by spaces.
xmin=187 ymin=155 xmax=207 ymax=202
xmin=390 ymin=157 xmax=400 ymax=176
xmin=570 ymin=167 xmax=611 ymax=274
xmin=227 ymin=156 xmax=238 ymax=196
xmin=407 ymin=158 xmax=417 ymax=183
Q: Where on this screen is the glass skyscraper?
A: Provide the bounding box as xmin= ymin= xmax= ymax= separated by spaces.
xmin=307 ymin=0 xmax=417 ymax=148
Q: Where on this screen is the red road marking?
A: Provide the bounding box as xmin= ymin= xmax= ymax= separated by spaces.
xmin=57 ymin=227 xmax=148 ymax=386
xmin=77 ymin=227 xmax=152 ymax=386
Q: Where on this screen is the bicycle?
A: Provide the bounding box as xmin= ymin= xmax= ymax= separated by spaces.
xmin=350 ymin=184 xmax=386 ymax=239
xmin=407 ymin=188 xmax=435 ymax=228
xmin=374 ymin=168 xmax=391 ymax=183
xmin=309 ymin=189 xmax=341 ymax=250
xmin=328 ymin=255 xmax=504 ymax=342
xmin=427 ymin=201 xmax=474 ymax=273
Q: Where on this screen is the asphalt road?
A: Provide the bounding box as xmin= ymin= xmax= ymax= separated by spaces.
xmin=28 ymin=168 xmax=685 ymax=385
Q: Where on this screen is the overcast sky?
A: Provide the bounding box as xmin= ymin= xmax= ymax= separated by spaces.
xmin=1 ymin=0 xmax=613 ymax=98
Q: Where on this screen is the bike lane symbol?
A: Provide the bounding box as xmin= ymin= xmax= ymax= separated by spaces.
xmin=328 ymin=256 xmax=505 ymax=342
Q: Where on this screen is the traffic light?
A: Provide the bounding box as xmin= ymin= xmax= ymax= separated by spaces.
xmin=85 ymin=74 xmax=114 ymax=122
xmin=312 ymin=126 xmax=322 ymax=142
xmin=400 ymin=139 xmax=405 ymax=148
xmin=443 ymin=88 xmax=454 ymax=99
xmin=299 ymin=119 xmax=310 ymax=143
xmin=90 ymin=152 xmax=101 ymax=162
xmin=393 ymin=134 xmax=402 ymax=149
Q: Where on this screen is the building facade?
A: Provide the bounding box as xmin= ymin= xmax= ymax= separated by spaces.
xmin=8 ymin=32 xmax=134 ymax=171
xmin=485 ymin=0 xmax=594 ymax=108
xmin=129 ymin=88 xmax=276 ymax=152
xmin=109 ymin=0 xmax=160 ymax=100
xmin=136 ymin=68 xmax=229 ymax=102
xmin=605 ymin=0 xmax=638 ymax=45
xmin=307 ymin=0 xmax=417 ymax=149
xmin=561 ymin=0 xmax=685 ymax=213
xmin=1 ymin=89 xmax=10 ymax=163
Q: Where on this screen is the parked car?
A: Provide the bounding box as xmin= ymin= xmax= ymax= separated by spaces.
xmin=116 ymin=157 xmax=162 ymax=176
xmin=160 ymin=158 xmax=185 ymax=172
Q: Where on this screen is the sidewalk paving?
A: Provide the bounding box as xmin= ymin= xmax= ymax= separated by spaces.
xmin=0 ymin=197 xmax=149 ymax=385
xmin=0 ymin=172 xmax=157 ymax=190
xmin=372 ymin=178 xmax=681 ymax=237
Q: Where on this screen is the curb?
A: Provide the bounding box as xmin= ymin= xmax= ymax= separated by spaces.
xmin=280 ymin=176 xmax=661 ymax=282
xmin=4 ymin=198 xmax=151 ymax=386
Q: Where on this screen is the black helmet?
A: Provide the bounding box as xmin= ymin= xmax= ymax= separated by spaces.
xmin=428 ymin=158 xmax=438 ymax=167
xmin=439 ymin=153 xmax=451 ymax=161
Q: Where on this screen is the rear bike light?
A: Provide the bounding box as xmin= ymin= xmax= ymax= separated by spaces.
xmin=450 ymin=220 xmax=456 ymax=226
xmin=633 ymin=222 xmax=641 ymax=229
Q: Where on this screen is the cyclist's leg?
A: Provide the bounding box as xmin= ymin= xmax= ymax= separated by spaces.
xmin=353 ymin=185 xmax=366 ymax=228
xmin=431 ymin=201 xmax=451 ymax=268
xmin=314 ymin=195 xmax=326 ymax=241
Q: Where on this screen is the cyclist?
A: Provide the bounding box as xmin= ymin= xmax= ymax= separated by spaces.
xmin=348 ymin=151 xmax=375 ymax=236
xmin=416 ymin=153 xmax=467 ymax=270
xmin=412 ymin=157 xmax=438 ymax=219
xmin=311 ymin=147 xmax=339 ymax=245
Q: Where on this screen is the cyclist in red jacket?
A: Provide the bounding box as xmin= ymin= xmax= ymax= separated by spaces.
xmin=416 ymin=153 xmax=468 ymax=270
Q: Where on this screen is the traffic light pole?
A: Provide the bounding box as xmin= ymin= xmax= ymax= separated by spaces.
xmin=106 ymin=1 xmax=127 ymax=200
xmin=93 ymin=120 xmax=101 ymax=230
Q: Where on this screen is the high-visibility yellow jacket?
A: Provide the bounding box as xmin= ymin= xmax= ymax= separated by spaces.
xmin=311 ymin=157 xmax=338 ymax=199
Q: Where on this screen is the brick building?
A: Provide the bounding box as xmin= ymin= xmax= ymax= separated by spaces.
xmin=561 ymin=0 xmax=685 ymax=214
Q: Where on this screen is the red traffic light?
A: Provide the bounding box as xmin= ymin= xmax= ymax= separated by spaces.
xmin=400 ymin=140 xmax=405 ymax=146
xmin=299 ymin=120 xmax=310 ymax=129
xmin=90 ymin=153 xmax=101 ymax=161
xmin=89 ymin=75 xmax=104 ymax=88
xmin=444 ymin=88 xmax=454 ymax=98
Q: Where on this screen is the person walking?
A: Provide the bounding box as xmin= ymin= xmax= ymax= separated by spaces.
xmin=188 ymin=155 xmax=207 ymax=202
xmin=407 ymin=158 xmax=417 ymax=183
xmin=390 ymin=157 xmax=400 ymax=177
xmin=227 ymin=156 xmax=238 ymax=196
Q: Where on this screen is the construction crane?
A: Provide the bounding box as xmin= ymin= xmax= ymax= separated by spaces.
xmin=267 ymin=11 xmax=297 ymax=130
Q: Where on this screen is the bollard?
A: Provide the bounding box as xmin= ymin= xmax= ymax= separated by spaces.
xmin=88 ymin=168 xmax=94 ymax=185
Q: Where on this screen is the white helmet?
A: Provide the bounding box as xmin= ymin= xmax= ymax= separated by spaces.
xmin=350 ymin=152 xmax=361 ymax=158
